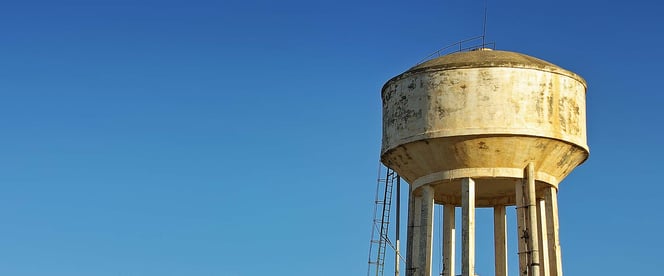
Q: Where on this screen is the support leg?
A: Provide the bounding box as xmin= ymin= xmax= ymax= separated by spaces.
xmin=494 ymin=205 xmax=508 ymax=276
xmin=461 ymin=178 xmax=475 ymax=276
xmin=516 ymin=180 xmax=528 ymax=276
xmin=526 ymin=163 xmax=541 ymax=276
xmin=396 ymin=178 xmax=401 ymax=276
xmin=537 ymin=199 xmax=550 ymax=276
xmin=406 ymin=187 xmax=417 ymax=276
xmin=418 ymin=186 xmax=435 ymax=276
xmin=442 ymin=205 xmax=455 ymax=276
xmin=407 ymin=186 xmax=435 ymax=276
xmin=545 ymin=187 xmax=563 ymax=276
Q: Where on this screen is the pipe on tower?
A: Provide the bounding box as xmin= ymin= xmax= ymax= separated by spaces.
xmin=526 ymin=163 xmax=541 ymax=276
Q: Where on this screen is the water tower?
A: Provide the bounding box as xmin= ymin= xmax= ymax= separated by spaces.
xmin=381 ymin=49 xmax=588 ymax=276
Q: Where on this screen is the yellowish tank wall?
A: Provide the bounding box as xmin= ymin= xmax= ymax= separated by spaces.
xmin=382 ymin=67 xmax=587 ymax=154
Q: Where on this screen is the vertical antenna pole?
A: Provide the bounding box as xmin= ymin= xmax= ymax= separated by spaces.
xmin=482 ymin=0 xmax=488 ymax=46
xmin=395 ymin=177 xmax=401 ymax=276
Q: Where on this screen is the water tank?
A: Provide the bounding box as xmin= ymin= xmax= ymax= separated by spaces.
xmin=381 ymin=49 xmax=588 ymax=207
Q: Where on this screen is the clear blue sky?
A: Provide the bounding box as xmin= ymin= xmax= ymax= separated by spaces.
xmin=0 ymin=0 xmax=662 ymax=275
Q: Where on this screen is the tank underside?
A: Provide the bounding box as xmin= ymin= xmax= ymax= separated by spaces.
xmin=381 ymin=134 xmax=587 ymax=207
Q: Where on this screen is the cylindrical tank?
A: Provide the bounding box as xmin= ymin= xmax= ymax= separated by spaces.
xmin=381 ymin=49 xmax=588 ymax=206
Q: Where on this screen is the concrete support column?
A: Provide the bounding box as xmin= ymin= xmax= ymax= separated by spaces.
xmin=493 ymin=205 xmax=508 ymax=276
xmin=442 ymin=205 xmax=456 ymax=276
xmin=526 ymin=163 xmax=541 ymax=276
xmin=461 ymin=178 xmax=475 ymax=276
xmin=406 ymin=185 xmax=435 ymax=276
xmin=406 ymin=187 xmax=417 ymax=276
xmin=515 ymin=179 xmax=528 ymax=276
xmin=537 ymin=199 xmax=550 ymax=276
xmin=396 ymin=178 xmax=402 ymax=276
xmin=419 ymin=186 xmax=435 ymax=276
xmin=544 ymin=187 xmax=563 ymax=276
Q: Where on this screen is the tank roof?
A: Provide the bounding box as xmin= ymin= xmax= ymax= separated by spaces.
xmin=386 ymin=50 xmax=586 ymax=88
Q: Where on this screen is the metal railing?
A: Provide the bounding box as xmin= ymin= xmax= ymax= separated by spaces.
xmin=415 ymin=35 xmax=495 ymax=65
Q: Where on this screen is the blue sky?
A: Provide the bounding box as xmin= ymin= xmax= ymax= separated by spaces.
xmin=0 ymin=0 xmax=662 ymax=275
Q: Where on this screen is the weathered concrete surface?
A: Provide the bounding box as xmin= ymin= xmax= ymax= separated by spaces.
xmin=380 ymin=50 xmax=588 ymax=206
xmin=406 ymin=186 xmax=434 ymax=276
xmin=384 ymin=50 xmax=587 ymax=276
xmin=461 ymin=178 xmax=476 ymax=276
xmin=494 ymin=205 xmax=508 ymax=276
xmin=442 ymin=204 xmax=455 ymax=276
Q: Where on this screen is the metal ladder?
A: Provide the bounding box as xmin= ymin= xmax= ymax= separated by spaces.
xmin=367 ymin=167 xmax=398 ymax=276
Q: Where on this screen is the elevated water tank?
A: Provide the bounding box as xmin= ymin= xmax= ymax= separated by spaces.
xmin=381 ymin=49 xmax=588 ymax=206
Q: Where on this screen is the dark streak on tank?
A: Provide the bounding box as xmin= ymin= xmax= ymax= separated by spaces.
xmin=536 ymin=90 xmax=545 ymax=123
xmin=558 ymin=98 xmax=568 ymax=133
xmin=547 ymin=95 xmax=554 ymax=124
xmin=557 ymin=147 xmax=577 ymax=168
xmin=408 ymin=80 xmax=416 ymax=90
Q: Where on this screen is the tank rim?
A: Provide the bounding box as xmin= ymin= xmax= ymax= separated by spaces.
xmin=380 ymin=133 xmax=590 ymax=170
xmin=381 ymin=50 xmax=587 ymax=95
